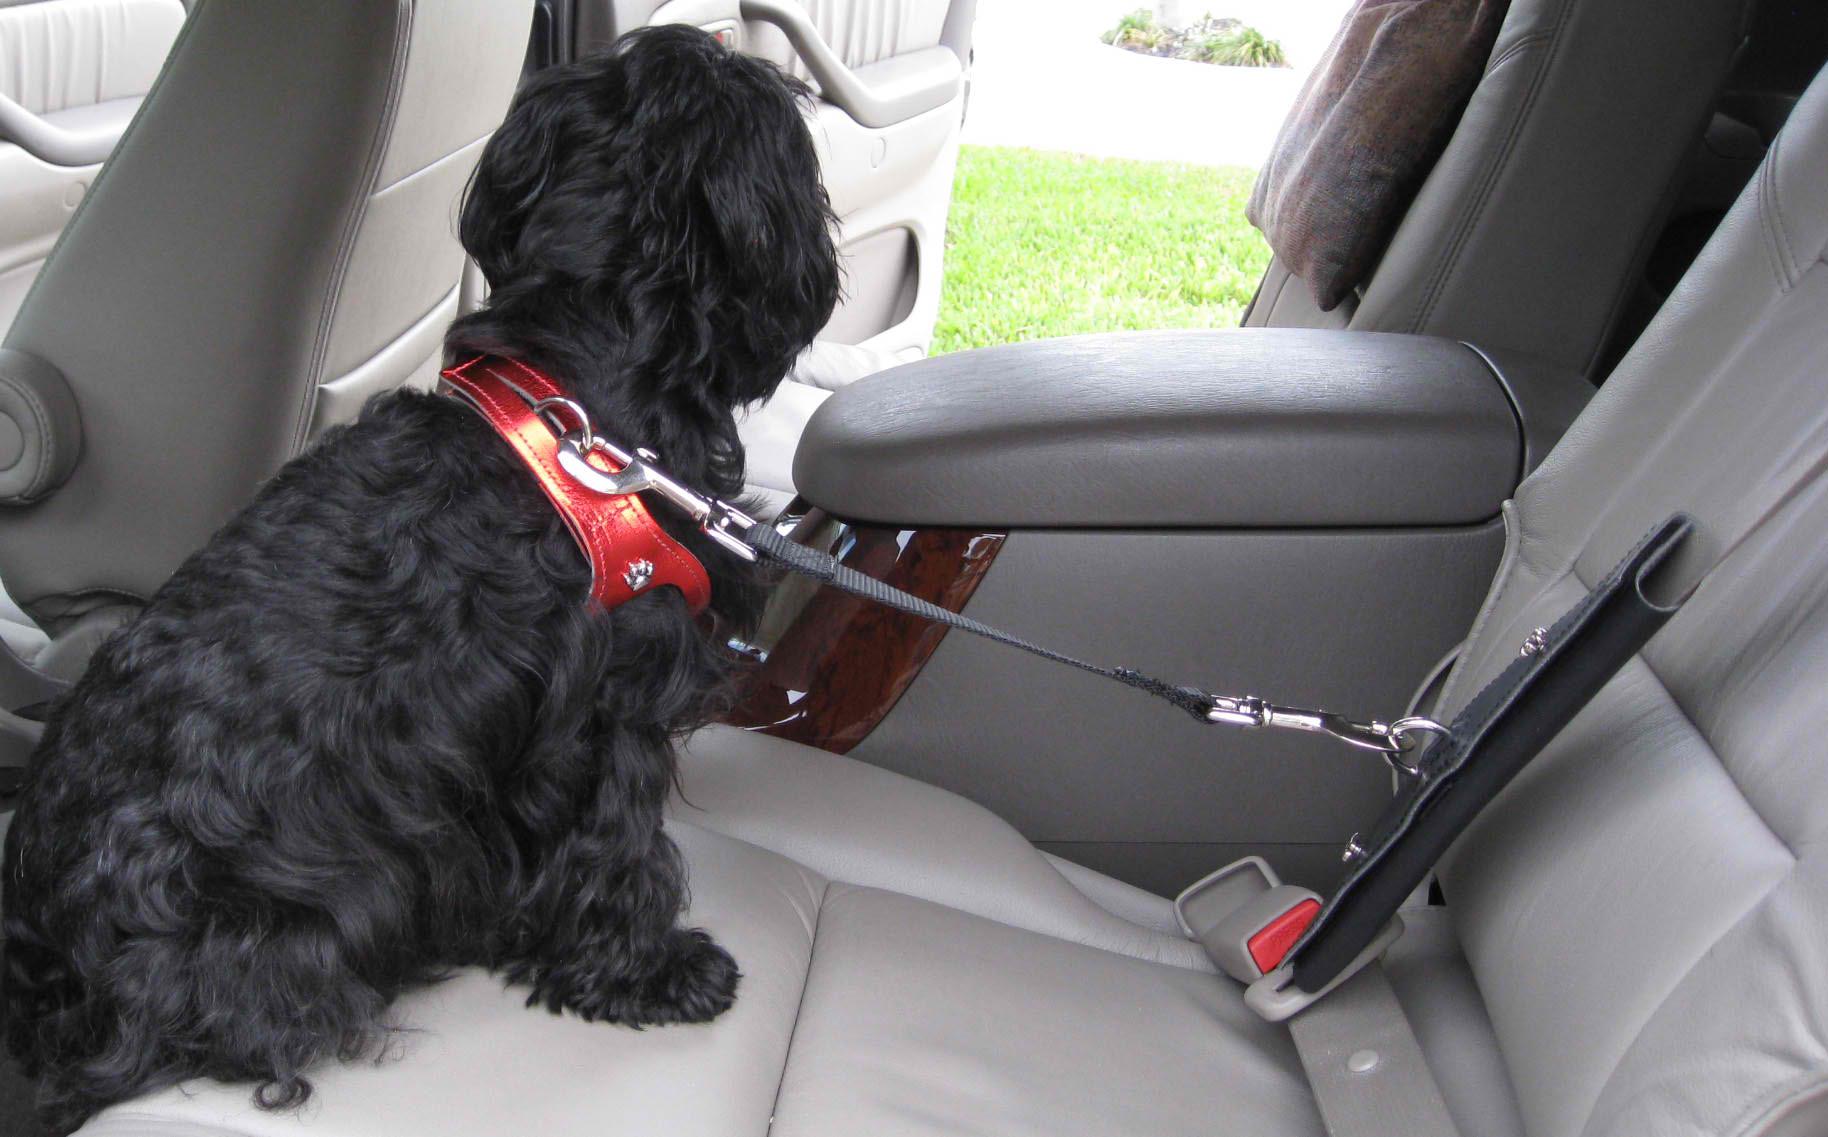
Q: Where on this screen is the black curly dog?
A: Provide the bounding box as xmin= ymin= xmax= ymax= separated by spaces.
xmin=1 ymin=26 xmax=838 ymax=1131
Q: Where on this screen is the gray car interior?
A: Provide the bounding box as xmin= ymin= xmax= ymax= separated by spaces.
xmin=786 ymin=331 xmax=1593 ymax=889
xmin=4 ymin=1 xmax=1828 ymax=1135
xmin=0 ymin=0 xmax=186 ymax=333
xmin=725 ymin=0 xmax=1760 ymax=503
xmin=0 ymin=0 xmax=531 ymax=688
xmin=67 ymin=61 xmax=1828 ymax=1137
xmin=1241 ymin=0 xmax=1753 ymax=383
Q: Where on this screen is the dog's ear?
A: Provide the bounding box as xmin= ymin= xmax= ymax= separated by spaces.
xmin=613 ymin=26 xmax=843 ymax=411
xmin=458 ymin=71 xmax=577 ymax=291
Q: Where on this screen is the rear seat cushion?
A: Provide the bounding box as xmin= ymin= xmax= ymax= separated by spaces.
xmin=76 ymin=731 xmax=1525 ymax=1137
xmin=82 ymin=821 xmax=1323 ymax=1137
xmin=673 ymin=724 xmax=1215 ymax=971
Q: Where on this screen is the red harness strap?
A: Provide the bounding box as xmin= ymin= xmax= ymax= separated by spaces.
xmin=440 ymin=356 xmax=712 ymax=614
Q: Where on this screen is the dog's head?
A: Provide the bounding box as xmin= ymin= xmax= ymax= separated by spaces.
xmin=451 ymin=25 xmax=841 ymax=493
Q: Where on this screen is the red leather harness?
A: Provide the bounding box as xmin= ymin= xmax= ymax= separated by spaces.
xmin=440 ymin=356 xmax=711 ymax=614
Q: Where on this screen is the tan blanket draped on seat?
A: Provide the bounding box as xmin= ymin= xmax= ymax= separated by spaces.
xmin=1246 ymin=0 xmax=1510 ymax=312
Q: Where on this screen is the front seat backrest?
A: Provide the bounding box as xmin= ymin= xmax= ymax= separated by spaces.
xmin=1244 ymin=0 xmax=1751 ymax=381
xmin=1433 ymin=65 xmax=1828 ymax=1137
xmin=0 ymin=0 xmax=531 ymax=674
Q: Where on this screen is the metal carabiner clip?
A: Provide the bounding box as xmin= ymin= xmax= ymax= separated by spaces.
xmin=552 ymin=432 xmax=761 ymax=562
xmin=1206 ymin=695 xmax=1449 ymax=764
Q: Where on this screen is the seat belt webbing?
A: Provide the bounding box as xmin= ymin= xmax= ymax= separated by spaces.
xmin=1288 ymin=965 xmax=1461 ymax=1137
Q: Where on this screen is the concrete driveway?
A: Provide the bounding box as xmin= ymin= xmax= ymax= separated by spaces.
xmin=962 ymin=0 xmax=1352 ymax=168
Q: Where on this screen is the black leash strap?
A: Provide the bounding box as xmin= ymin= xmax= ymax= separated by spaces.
xmin=744 ymin=523 xmax=1217 ymax=718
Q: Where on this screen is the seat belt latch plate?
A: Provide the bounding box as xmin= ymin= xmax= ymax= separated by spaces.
xmin=1176 ymin=857 xmax=1325 ymax=983
xmin=1177 ymin=856 xmax=1405 ymax=1021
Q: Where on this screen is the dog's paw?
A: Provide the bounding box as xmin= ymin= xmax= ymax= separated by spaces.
xmin=627 ymin=928 xmax=741 ymax=1025
xmin=531 ymin=928 xmax=740 ymax=1027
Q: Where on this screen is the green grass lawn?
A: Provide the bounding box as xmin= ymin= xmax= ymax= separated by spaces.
xmin=932 ymin=145 xmax=1272 ymax=354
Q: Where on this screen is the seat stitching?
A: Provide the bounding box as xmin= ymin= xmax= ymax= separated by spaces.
xmin=1434 ymin=501 xmax=1523 ymax=716
xmin=315 ymin=282 xmax=458 ymax=390
xmin=1481 ymin=29 xmax=1551 ymax=77
xmin=764 ymin=876 xmax=830 ymax=1135
xmin=370 ymin=127 xmax=495 ymax=196
xmin=1410 ymin=0 xmax=1575 ymax=335
xmin=1561 ymin=647 xmax=1798 ymax=1137
xmin=1572 ymin=864 xmax=1797 ymax=1137
xmin=1757 ymin=135 xmax=1797 ymax=292
xmin=1632 ymin=648 xmax=1797 ymax=861
xmin=285 ymin=0 xmax=413 ymax=456
xmin=1725 ymin=1070 xmax=1828 ymax=1137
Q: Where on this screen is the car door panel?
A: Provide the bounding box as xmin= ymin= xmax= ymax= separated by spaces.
xmin=0 ymin=0 xmax=185 ymax=338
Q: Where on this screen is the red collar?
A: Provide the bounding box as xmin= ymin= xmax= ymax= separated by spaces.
xmin=440 ymin=356 xmax=712 ymax=614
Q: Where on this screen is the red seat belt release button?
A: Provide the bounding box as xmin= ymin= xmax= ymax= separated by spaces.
xmin=1246 ymin=897 xmax=1322 ymax=974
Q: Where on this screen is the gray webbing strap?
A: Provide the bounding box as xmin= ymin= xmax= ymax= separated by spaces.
xmin=1287 ymin=965 xmax=1461 ymax=1137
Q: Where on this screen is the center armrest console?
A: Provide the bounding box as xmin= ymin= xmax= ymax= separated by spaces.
xmin=736 ymin=328 xmax=1592 ymax=895
xmin=793 ymin=329 xmax=1589 ymax=528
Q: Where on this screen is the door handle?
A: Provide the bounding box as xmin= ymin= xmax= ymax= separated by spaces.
xmin=738 ymin=0 xmax=962 ymax=128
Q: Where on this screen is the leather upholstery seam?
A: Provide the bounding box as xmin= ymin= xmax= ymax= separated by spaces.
xmin=16 ymin=585 xmax=150 ymax=616
xmin=1434 ymin=501 xmax=1524 ymax=716
xmin=317 ymin=283 xmax=458 ymax=389
xmin=1725 ymin=1070 xmax=1828 ymax=1137
xmin=1481 ymin=30 xmax=1551 ymax=77
xmin=1410 ymin=0 xmax=1574 ymax=335
xmin=1757 ymin=134 xmax=1798 ymax=292
xmin=286 ymin=0 xmax=413 ymax=455
xmin=764 ymin=876 xmax=831 ymax=1130
xmin=1637 ymin=649 xmax=1797 ymax=861
xmin=370 ymin=127 xmax=495 ymax=196
xmin=1577 ymin=868 xmax=1798 ymax=1137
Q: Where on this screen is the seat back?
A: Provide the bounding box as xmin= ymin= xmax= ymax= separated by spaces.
xmin=1244 ymin=0 xmax=1750 ymax=381
xmin=0 ymin=0 xmax=531 ymax=675
xmin=1436 ymin=65 xmax=1828 ymax=1137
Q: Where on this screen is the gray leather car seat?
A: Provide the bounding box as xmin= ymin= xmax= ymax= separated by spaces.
xmin=1243 ymin=0 xmax=1751 ymax=382
xmin=0 ymin=0 xmax=532 ymax=679
xmin=77 ymin=56 xmax=1828 ymax=1137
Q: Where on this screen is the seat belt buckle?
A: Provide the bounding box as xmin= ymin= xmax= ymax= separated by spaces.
xmin=1175 ymin=856 xmax=1405 ymax=1023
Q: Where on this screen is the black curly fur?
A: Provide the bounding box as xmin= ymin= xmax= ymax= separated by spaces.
xmin=0 ymin=26 xmax=839 ymax=1132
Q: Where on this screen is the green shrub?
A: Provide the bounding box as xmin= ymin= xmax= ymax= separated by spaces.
xmin=1195 ymin=25 xmax=1289 ymax=67
xmin=1103 ymin=12 xmax=1291 ymax=68
xmin=1101 ymin=9 xmax=1169 ymax=51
